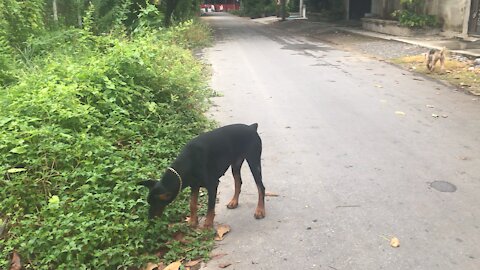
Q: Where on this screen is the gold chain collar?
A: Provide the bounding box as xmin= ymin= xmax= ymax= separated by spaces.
xmin=167 ymin=167 xmax=183 ymax=196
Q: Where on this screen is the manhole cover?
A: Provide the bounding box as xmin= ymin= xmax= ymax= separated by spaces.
xmin=430 ymin=181 xmax=457 ymax=192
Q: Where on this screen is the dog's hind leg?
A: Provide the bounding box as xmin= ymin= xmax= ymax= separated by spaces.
xmin=227 ymin=159 xmax=244 ymax=209
xmin=247 ymin=140 xmax=265 ymax=219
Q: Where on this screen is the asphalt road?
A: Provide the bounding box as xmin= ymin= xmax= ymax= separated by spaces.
xmin=201 ymin=13 xmax=480 ymax=270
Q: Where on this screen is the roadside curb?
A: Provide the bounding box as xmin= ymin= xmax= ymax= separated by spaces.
xmin=331 ymin=27 xmax=480 ymax=58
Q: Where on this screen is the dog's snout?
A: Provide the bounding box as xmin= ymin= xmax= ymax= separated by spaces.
xmin=148 ymin=206 xmax=165 ymax=219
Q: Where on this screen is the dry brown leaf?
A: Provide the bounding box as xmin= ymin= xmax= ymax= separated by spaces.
xmin=265 ymin=192 xmax=279 ymax=197
xmin=390 ymin=237 xmax=400 ymax=248
xmin=219 ymin=263 xmax=232 ymax=268
xmin=211 ymin=253 xmax=228 ymax=260
xmin=163 ymin=261 xmax=182 ymax=270
xmin=9 ymin=251 xmax=21 ymax=270
xmin=145 ymin=262 xmax=160 ymax=270
xmin=214 ymin=224 xmax=231 ymax=241
xmin=185 ymin=259 xmax=202 ymax=267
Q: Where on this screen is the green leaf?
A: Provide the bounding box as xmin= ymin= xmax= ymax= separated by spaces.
xmin=9 ymin=146 xmax=27 ymax=154
xmin=7 ymin=168 xmax=27 ymax=173
xmin=0 ymin=117 xmax=13 ymax=127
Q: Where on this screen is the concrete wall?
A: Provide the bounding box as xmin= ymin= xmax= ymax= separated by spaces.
xmin=369 ymin=0 xmax=470 ymax=33
xmin=371 ymin=0 xmax=400 ymax=18
xmin=427 ymin=0 xmax=469 ymax=32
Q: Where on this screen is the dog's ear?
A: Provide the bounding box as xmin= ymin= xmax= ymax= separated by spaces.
xmin=158 ymin=192 xmax=172 ymax=201
xmin=138 ymin=180 xmax=157 ymax=190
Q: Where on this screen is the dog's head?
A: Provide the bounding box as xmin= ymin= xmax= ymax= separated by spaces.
xmin=138 ymin=179 xmax=175 ymax=219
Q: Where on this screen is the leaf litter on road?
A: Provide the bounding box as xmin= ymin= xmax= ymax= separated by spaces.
xmin=390 ymin=237 xmax=400 ymax=248
xmin=219 ymin=262 xmax=232 ymax=268
xmin=215 ymin=224 xmax=231 ymax=241
xmin=265 ymin=192 xmax=279 ymax=197
xmin=379 ymin=234 xmax=400 ymax=248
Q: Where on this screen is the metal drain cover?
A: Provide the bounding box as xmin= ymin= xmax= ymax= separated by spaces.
xmin=430 ymin=181 xmax=457 ymax=192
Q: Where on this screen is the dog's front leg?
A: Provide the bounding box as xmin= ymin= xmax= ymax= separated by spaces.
xmin=204 ymin=184 xmax=218 ymax=229
xmin=189 ymin=187 xmax=199 ymax=227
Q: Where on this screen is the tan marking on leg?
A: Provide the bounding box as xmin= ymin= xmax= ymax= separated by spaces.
xmin=189 ymin=188 xmax=199 ymax=228
xmin=227 ymin=174 xmax=241 ymax=209
xmin=204 ymin=208 xmax=215 ymax=228
xmin=254 ymin=185 xmax=265 ymax=219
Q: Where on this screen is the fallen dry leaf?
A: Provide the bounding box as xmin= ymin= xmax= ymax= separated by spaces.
xmin=432 ymin=114 xmax=439 ymax=118
xmin=9 ymin=251 xmax=21 ymax=270
xmin=219 ymin=263 xmax=232 ymax=268
xmin=265 ymin=192 xmax=279 ymax=197
xmin=145 ymin=262 xmax=160 ymax=270
xmin=185 ymin=259 xmax=202 ymax=267
xmin=163 ymin=261 xmax=182 ymax=270
xmin=395 ymin=111 xmax=406 ymax=116
xmin=211 ymin=253 xmax=228 ymax=260
xmin=390 ymin=237 xmax=400 ymax=248
xmin=214 ymin=224 xmax=231 ymax=241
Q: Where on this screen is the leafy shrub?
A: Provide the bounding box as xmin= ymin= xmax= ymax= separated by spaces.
xmin=391 ymin=10 xmax=437 ymax=28
xmin=0 ymin=21 xmax=214 ymax=269
xmin=241 ymin=0 xmax=277 ymax=18
xmin=391 ymin=0 xmax=437 ymax=28
xmin=0 ymin=0 xmax=45 ymax=46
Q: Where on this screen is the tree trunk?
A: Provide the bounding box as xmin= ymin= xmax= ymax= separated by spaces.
xmin=53 ymin=0 xmax=58 ymax=22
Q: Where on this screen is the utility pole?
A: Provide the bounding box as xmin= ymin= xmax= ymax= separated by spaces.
xmin=281 ymin=0 xmax=286 ymax=21
xmin=299 ymin=0 xmax=303 ymax=18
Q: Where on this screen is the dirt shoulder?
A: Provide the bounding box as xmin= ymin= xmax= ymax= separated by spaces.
xmin=268 ymin=20 xmax=480 ymax=96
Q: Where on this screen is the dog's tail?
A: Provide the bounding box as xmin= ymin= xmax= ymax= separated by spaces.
xmin=250 ymin=123 xmax=258 ymax=131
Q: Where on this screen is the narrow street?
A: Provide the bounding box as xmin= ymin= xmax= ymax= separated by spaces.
xmin=201 ymin=13 xmax=479 ymax=270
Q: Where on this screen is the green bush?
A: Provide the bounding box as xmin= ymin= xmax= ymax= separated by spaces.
xmin=392 ymin=10 xmax=437 ymax=28
xmin=391 ymin=0 xmax=437 ymax=28
xmin=0 ymin=21 xmax=214 ymax=269
xmin=0 ymin=0 xmax=45 ymax=46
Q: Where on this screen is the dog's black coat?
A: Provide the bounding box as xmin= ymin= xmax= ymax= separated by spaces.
xmin=140 ymin=123 xmax=265 ymax=227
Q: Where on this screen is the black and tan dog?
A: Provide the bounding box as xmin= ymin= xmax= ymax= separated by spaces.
xmin=425 ymin=47 xmax=446 ymax=72
xmin=139 ymin=123 xmax=265 ymax=228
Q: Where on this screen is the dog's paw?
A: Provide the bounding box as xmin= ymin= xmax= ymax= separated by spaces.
xmin=254 ymin=208 xmax=265 ymax=219
xmin=226 ymin=200 xmax=239 ymax=209
xmin=203 ymin=222 xmax=214 ymax=229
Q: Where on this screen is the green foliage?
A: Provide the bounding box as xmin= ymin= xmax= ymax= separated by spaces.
xmin=400 ymin=0 xmax=424 ymax=13
xmin=132 ymin=2 xmax=166 ymax=33
xmin=241 ymin=0 xmax=276 ymax=18
xmin=392 ymin=9 xmax=437 ymax=28
xmin=0 ymin=20 xmax=214 ymax=269
xmin=0 ymin=0 xmax=45 ymax=46
xmin=171 ymin=0 xmax=201 ymax=23
xmin=154 ymin=20 xmax=213 ymax=49
xmin=391 ymin=0 xmax=436 ymax=28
